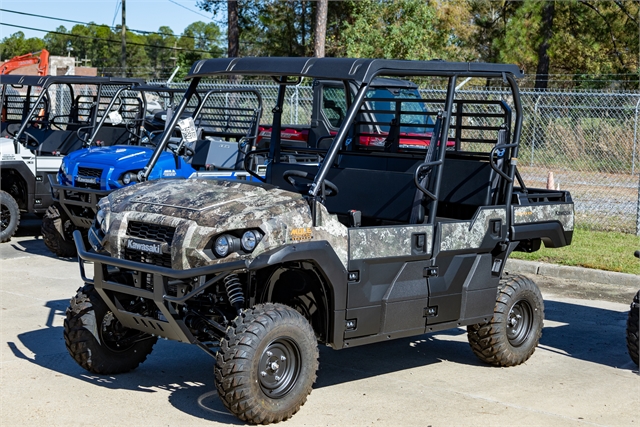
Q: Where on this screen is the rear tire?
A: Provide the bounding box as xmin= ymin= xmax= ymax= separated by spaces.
xmin=0 ymin=190 xmax=20 ymax=243
xmin=63 ymin=284 xmax=157 ymax=374
xmin=626 ymin=291 xmax=639 ymax=366
xmin=215 ymin=303 xmax=319 ymax=424
xmin=42 ymin=202 xmax=77 ymax=257
xmin=467 ymin=274 xmax=544 ymax=367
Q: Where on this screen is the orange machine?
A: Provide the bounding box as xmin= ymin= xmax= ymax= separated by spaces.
xmin=0 ymin=49 xmax=49 ymax=76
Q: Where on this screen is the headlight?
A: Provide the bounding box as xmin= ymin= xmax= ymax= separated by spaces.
xmin=95 ymin=208 xmax=110 ymax=234
xmin=211 ymin=229 xmax=263 ymax=258
xmin=61 ymin=161 xmax=69 ymax=177
xmin=214 ymin=235 xmax=231 ymax=257
xmin=241 ymin=230 xmax=261 ymax=251
xmin=120 ymin=170 xmax=141 ymax=185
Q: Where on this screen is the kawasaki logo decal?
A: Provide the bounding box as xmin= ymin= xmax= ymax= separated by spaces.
xmin=126 ymin=238 xmax=164 ymax=254
xmin=76 ymin=176 xmax=99 ymax=184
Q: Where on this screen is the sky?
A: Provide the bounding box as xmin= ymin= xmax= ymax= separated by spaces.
xmin=0 ymin=0 xmax=224 ymax=43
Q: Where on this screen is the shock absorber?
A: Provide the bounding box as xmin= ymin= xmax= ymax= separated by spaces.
xmin=223 ymin=273 xmax=244 ymax=314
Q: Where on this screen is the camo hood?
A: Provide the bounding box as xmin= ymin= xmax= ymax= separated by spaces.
xmin=99 ymin=178 xmax=348 ymax=270
xmin=106 ymin=178 xmax=308 ymax=229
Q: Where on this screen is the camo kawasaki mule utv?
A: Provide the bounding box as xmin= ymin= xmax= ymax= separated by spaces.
xmin=65 ymin=58 xmax=574 ymax=424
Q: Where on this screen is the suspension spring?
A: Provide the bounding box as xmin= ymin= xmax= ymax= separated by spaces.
xmin=223 ymin=273 xmax=245 ymax=309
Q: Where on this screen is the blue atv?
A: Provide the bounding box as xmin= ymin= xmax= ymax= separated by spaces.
xmin=44 ymin=86 xmax=263 ymax=256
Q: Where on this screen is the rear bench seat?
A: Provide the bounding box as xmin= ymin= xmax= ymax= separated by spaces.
xmin=267 ymin=151 xmax=499 ymax=226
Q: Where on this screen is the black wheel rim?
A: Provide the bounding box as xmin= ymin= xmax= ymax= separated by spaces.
xmin=99 ymin=311 xmax=139 ymax=353
xmin=507 ymin=299 xmax=533 ymax=347
xmin=258 ymin=337 xmax=301 ymax=398
xmin=1 ymin=204 xmax=10 ymax=231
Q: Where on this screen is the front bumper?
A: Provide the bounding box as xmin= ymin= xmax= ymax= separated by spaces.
xmin=74 ymin=230 xmax=248 ymax=343
xmin=49 ymin=175 xmax=111 ymax=229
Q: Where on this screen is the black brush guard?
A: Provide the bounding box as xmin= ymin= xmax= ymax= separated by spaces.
xmin=73 ymin=230 xmax=247 ymax=344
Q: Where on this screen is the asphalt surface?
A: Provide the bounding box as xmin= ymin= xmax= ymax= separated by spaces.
xmin=1 ymin=217 xmax=638 ymax=426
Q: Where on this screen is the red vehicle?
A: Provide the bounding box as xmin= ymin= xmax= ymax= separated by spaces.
xmin=255 ymin=78 xmax=450 ymax=153
xmin=0 ymin=49 xmax=49 ymax=76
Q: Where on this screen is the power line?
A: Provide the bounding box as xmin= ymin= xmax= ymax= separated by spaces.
xmin=0 ymin=22 xmax=214 ymax=54
xmin=167 ymin=0 xmax=212 ymax=19
xmin=111 ymin=0 xmax=121 ymax=27
xmin=0 ymin=7 xmax=216 ymax=43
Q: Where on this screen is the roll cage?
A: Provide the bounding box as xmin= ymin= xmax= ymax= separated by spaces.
xmin=142 ymin=57 xmax=524 ymax=231
xmin=1 ymin=75 xmax=144 ymax=150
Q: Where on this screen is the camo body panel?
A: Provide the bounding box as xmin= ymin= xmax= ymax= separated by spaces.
xmin=513 ymin=203 xmax=574 ymax=231
xmin=439 ymin=208 xmax=507 ymax=252
xmin=349 ymin=225 xmax=433 ymax=260
xmin=100 ymin=178 xmax=349 ymax=270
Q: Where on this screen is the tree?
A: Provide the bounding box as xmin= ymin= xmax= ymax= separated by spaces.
xmin=253 ymin=1 xmax=311 ymax=56
xmin=178 ymin=21 xmax=223 ymax=64
xmin=535 ymin=1 xmax=555 ymax=89
xmin=0 ymin=32 xmax=45 ymax=60
xmin=146 ymin=26 xmax=177 ymax=78
xmin=499 ymin=0 xmax=639 ymax=88
xmin=468 ymin=0 xmax=522 ymax=63
xmin=314 ymin=0 xmax=328 ymax=57
xmin=197 ymin=0 xmax=323 ymax=57
xmin=43 ymin=26 xmax=71 ymax=57
xmin=197 ymin=0 xmax=261 ymax=56
xmin=124 ymin=31 xmax=151 ymax=77
xmin=341 ymin=0 xmax=440 ymax=60
xmin=228 ymin=0 xmax=239 ymax=57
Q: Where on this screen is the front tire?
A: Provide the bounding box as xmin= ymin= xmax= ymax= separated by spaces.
xmin=42 ymin=202 xmax=77 ymax=257
xmin=626 ymin=291 xmax=639 ymax=366
xmin=0 ymin=190 xmax=20 ymax=243
xmin=467 ymin=274 xmax=544 ymax=367
xmin=215 ymin=303 xmax=319 ymax=424
xmin=63 ymin=284 xmax=157 ymax=374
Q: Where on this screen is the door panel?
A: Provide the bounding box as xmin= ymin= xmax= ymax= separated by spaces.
xmin=345 ymin=224 xmax=433 ymax=339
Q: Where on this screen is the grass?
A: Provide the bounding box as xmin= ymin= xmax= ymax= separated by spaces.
xmin=510 ymin=227 xmax=640 ymax=275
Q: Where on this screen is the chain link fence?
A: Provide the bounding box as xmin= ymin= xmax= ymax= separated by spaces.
xmin=34 ymin=78 xmax=640 ymax=234
xmin=518 ymin=90 xmax=640 ymax=235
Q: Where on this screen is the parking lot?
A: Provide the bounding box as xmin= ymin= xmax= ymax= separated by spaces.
xmin=1 ymin=216 xmax=638 ymax=427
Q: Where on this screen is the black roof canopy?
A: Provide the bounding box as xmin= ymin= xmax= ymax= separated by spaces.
xmin=0 ymin=74 xmax=143 ymax=88
xmin=186 ymin=57 xmax=524 ymax=83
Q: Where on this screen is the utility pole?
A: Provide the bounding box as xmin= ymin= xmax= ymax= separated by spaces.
xmin=121 ymin=0 xmax=127 ymax=76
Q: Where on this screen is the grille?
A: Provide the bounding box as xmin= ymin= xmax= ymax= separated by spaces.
xmin=77 ymin=167 xmax=102 ymax=178
xmin=127 ymin=221 xmax=176 ymax=245
xmin=125 ymin=221 xmax=176 ymax=268
xmin=124 ymin=249 xmax=172 ymax=268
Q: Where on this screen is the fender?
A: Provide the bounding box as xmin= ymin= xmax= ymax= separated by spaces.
xmin=512 ymin=221 xmax=572 ymax=248
xmin=249 ymin=240 xmax=348 ymax=310
xmin=0 ymin=161 xmax=35 ymax=212
xmin=249 ymin=240 xmax=348 ymax=348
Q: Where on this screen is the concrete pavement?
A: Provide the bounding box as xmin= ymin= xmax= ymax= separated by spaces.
xmin=507 ymin=259 xmax=639 ymax=288
xmin=0 ymin=224 xmax=638 ymax=426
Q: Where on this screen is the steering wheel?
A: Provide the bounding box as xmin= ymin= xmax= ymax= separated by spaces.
xmin=18 ymin=131 xmax=40 ymax=148
xmin=283 ymin=170 xmax=339 ymax=197
xmin=168 ymin=142 xmax=195 ymax=158
xmin=4 ymin=123 xmax=19 ymax=137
